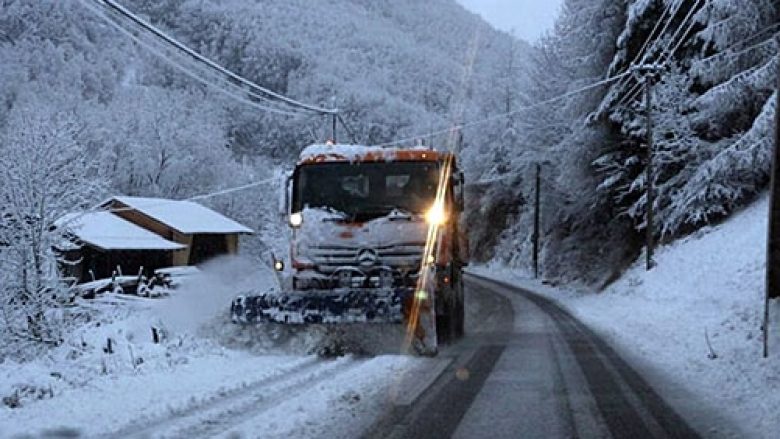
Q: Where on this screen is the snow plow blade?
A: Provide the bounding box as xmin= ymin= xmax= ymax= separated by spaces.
xmin=230 ymin=287 xmax=439 ymax=356
xmin=230 ymin=287 xmax=414 ymax=325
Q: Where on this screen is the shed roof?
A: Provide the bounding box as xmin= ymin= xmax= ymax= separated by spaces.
xmin=107 ymin=196 xmax=254 ymax=235
xmin=56 ymin=212 xmax=186 ymax=252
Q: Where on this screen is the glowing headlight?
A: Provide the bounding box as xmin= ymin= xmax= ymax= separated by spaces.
xmin=273 ymin=259 xmax=285 ymax=272
xmin=425 ymin=202 xmax=447 ymax=226
xmin=289 ymin=212 xmax=303 ymax=228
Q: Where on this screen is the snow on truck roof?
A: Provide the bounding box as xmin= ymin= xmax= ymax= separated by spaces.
xmin=56 ymin=212 xmax=186 ymax=251
xmin=106 ymin=196 xmax=254 ymax=235
xmin=298 ymin=143 xmax=450 ymax=164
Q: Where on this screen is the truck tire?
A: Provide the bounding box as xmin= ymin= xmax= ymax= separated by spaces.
xmin=455 ymin=276 xmax=465 ymax=338
xmin=435 ymin=289 xmax=457 ymax=345
xmin=435 ymin=307 xmax=453 ymax=344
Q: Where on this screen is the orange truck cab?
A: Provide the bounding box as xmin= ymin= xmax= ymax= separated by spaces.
xmin=232 ymin=143 xmax=468 ymax=351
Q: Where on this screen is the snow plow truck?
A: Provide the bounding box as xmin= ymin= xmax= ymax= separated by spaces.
xmin=230 ymin=143 xmax=468 ymax=355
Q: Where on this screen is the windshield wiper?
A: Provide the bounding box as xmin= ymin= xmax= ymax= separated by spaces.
xmin=362 ymin=205 xmax=419 ymax=221
xmin=388 ymin=208 xmax=415 ymax=220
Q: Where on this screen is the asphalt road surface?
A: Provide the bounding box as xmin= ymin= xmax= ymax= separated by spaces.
xmin=366 ymin=273 xmax=738 ymax=439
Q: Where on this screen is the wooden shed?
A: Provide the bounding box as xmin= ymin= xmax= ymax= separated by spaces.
xmin=100 ymin=196 xmax=254 ymax=266
xmin=56 ymin=211 xmax=186 ymax=283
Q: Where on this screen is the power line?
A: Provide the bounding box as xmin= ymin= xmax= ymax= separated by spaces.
xmin=613 ymin=0 xmax=706 ymax=110
xmin=336 ymin=114 xmax=359 ymax=144
xmin=98 ymin=0 xmax=337 ymax=115
xmin=371 ymin=71 xmax=631 ymax=148
xmin=608 ymin=0 xmax=685 ymax=105
xmin=633 ymin=0 xmax=679 ymax=66
xmin=186 ymin=178 xmax=278 ymax=202
xmin=80 ymin=0 xmax=307 ymax=117
xmin=698 ymin=29 xmax=780 ymax=64
xmin=664 ymin=0 xmax=705 ymax=60
xmin=610 ymin=0 xmax=680 ymax=85
xmin=614 ymin=80 xmax=644 ymax=109
xmin=82 ymin=0 xmax=337 ymax=116
xmin=57 ymin=176 xmax=279 ymax=232
xmin=618 ymin=25 xmax=777 ymax=111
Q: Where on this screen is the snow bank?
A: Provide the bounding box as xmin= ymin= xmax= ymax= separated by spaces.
xmin=0 ymin=257 xmax=281 ymax=428
xmin=0 ymin=255 xmax=428 ymax=438
xmin=473 ymin=193 xmax=780 ymax=438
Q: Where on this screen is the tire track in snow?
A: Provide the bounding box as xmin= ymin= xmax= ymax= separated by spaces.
xmin=102 ymin=357 xmax=317 ymax=438
xmin=126 ymin=356 xmax=363 ymax=438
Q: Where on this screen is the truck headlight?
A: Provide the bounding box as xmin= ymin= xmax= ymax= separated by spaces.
xmin=425 ymin=202 xmax=447 ymax=226
xmin=289 ymin=212 xmax=303 ymax=228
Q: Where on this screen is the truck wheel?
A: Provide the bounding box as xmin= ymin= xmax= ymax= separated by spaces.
xmin=455 ymin=275 xmax=465 ymax=338
xmin=435 ymin=291 xmax=458 ymax=345
xmin=435 ymin=310 xmax=452 ymax=345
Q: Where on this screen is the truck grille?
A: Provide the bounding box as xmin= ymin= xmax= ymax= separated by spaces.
xmin=310 ymin=243 xmax=425 ymax=273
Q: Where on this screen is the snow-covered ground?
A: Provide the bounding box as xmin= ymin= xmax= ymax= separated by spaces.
xmin=473 ymin=193 xmax=780 ymax=438
xmin=0 ymin=256 xmax=427 ymax=438
xmin=6 ymin=194 xmax=780 ymax=437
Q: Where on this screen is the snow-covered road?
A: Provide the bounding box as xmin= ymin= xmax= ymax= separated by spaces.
xmin=3 ymin=271 xmax=734 ymax=438
xmin=369 ymin=274 xmax=729 ymax=439
xmin=2 ymin=347 xmax=432 ymax=439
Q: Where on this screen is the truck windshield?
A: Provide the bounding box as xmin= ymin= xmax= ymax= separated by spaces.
xmin=293 ymin=161 xmax=441 ymax=220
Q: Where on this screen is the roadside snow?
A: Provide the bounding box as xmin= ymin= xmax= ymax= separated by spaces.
xmin=217 ymin=355 xmax=422 ymax=439
xmin=1 ymin=349 xmax=312 ymax=437
xmin=472 ymin=193 xmax=780 ymax=438
xmin=0 ymin=256 xmax=425 ymax=438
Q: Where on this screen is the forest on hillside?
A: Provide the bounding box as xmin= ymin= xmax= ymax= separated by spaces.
xmin=0 ymin=0 xmax=525 ymax=354
xmin=0 ymin=0 xmax=778 ymax=353
xmin=478 ymin=0 xmax=779 ymax=286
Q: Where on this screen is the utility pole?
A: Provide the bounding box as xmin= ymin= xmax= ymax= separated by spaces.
xmin=764 ymin=41 xmax=780 ymax=358
xmin=635 ymin=65 xmax=661 ymax=271
xmin=645 ymin=73 xmax=655 ymax=271
xmin=533 ymin=163 xmax=541 ymax=279
xmin=332 ymin=113 xmax=338 ymax=144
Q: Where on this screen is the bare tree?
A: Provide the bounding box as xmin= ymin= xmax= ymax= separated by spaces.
xmin=0 ymin=102 xmax=106 ymax=355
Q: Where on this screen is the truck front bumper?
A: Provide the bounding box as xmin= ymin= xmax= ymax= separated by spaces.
xmin=230 ymin=287 xmax=416 ymax=325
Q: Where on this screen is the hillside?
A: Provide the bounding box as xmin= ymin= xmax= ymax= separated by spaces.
xmin=478 ymin=192 xmax=779 ymax=438
xmin=0 ymin=0 xmax=528 ymax=358
xmin=0 ymin=0 xmax=529 ymax=202
xmin=472 ymin=0 xmax=779 ymax=285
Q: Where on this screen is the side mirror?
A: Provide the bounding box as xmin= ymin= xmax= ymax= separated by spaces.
xmin=453 ymin=171 xmax=465 ymax=212
xmin=278 ymin=170 xmax=293 ymax=217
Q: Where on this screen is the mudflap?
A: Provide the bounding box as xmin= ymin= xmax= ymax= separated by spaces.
xmin=404 ymin=289 xmax=438 ymax=357
xmin=230 ymin=287 xmax=439 ymax=356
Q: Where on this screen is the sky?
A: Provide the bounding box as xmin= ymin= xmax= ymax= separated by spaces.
xmin=456 ymin=0 xmax=564 ymax=42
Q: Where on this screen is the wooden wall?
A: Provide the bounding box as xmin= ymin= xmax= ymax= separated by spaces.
xmin=106 ymin=199 xmax=242 ymax=267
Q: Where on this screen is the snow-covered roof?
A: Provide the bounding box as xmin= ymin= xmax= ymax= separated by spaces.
xmin=56 ymin=212 xmax=186 ymax=251
xmin=107 ymin=196 xmax=253 ymax=235
xmin=298 ymin=143 xmax=444 ymax=164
